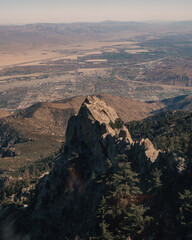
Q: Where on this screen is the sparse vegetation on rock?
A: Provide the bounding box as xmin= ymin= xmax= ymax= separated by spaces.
xmin=109 ymin=117 xmax=124 ymax=129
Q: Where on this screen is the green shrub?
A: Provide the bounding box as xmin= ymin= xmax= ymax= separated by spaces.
xmin=110 ymin=118 xmax=124 ymax=130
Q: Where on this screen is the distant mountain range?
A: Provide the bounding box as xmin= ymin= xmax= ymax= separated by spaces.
xmin=0 ymin=21 xmax=192 ymax=47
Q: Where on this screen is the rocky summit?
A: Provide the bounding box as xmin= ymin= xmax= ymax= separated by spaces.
xmin=65 ymin=95 xmax=133 ymax=162
xmin=65 ymin=96 xmax=182 ymax=172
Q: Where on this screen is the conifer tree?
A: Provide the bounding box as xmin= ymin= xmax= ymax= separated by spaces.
xmin=97 ymin=196 xmax=114 ymax=240
xmin=148 ymin=168 xmax=162 ymax=195
xmin=177 ymin=189 xmax=192 ymax=237
xmin=96 ymin=155 xmax=150 ymax=240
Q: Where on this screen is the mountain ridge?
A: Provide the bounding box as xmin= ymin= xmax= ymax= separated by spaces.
xmin=10 ymin=95 xmax=186 ymax=240
xmin=0 ymin=95 xmax=191 ymax=240
xmin=0 ymin=93 xmax=191 ymax=177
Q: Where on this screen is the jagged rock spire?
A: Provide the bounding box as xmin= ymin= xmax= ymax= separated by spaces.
xmin=65 ymin=95 xmax=133 ymax=161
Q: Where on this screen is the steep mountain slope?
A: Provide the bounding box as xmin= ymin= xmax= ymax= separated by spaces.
xmin=0 ymin=93 xmax=191 ymax=183
xmin=98 ymin=94 xmax=165 ymax=122
xmin=126 ymin=110 xmax=192 ymax=157
xmin=17 ymin=93 xmax=164 ymax=129
xmin=7 ymin=96 xmax=187 ymax=240
xmin=162 ymin=94 xmax=192 ymax=111
xmin=16 ymin=96 xmax=85 ymax=136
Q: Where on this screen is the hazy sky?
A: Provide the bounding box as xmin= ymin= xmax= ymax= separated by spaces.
xmin=0 ymin=0 xmax=192 ymax=24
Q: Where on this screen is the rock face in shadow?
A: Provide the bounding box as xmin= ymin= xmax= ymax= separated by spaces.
xmin=64 ymin=96 xmax=162 ymax=172
xmin=65 ymin=96 xmax=133 ymax=162
xmin=0 ymin=121 xmax=28 ymax=158
xmin=4 ymin=95 xmax=185 ymax=240
xmin=63 ymin=96 xmax=185 ymax=176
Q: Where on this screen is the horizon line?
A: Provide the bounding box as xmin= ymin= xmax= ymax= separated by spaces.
xmin=1 ymin=19 xmax=192 ymax=26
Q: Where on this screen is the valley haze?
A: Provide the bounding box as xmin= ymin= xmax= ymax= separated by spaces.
xmin=1 ymin=0 xmax=192 ymax=24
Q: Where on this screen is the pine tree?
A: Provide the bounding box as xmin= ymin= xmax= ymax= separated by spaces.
xmin=96 ymin=155 xmax=150 ymax=240
xmin=178 ymin=189 xmax=192 ymax=237
xmin=148 ymin=168 xmax=162 ymax=195
xmin=97 ymin=196 xmax=114 ymax=240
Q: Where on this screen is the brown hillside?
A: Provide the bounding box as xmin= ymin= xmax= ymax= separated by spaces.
xmin=2 ymin=93 xmax=191 ymax=177
xmin=97 ymin=94 xmax=165 ymax=122
xmin=0 ymin=109 xmax=10 ymax=119
xmin=5 ymin=94 xmax=166 ymax=138
xmin=15 ymin=94 xmax=163 ymax=137
xmin=0 ymin=94 xmax=163 ymax=176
